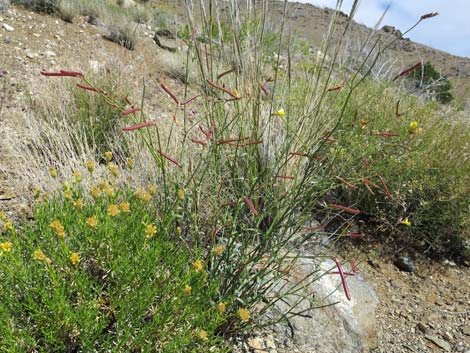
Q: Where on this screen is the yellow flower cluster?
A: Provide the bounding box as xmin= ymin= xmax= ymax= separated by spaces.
xmin=0 ymin=241 xmax=12 ymax=252
xmin=108 ymin=163 xmax=119 ymax=177
xmin=177 ymin=188 xmax=185 ymax=200
xmin=49 ymin=220 xmax=65 ymax=239
xmin=34 ymin=249 xmax=52 ymax=264
xmin=238 ymin=308 xmax=250 ymax=322
xmin=136 ymin=189 xmax=152 ymax=203
xmin=86 ymin=216 xmax=98 ymax=229
xmin=126 ymin=158 xmax=134 ymax=170
xmin=72 ymin=170 xmax=82 ymax=183
xmin=184 ymin=285 xmax=192 ymax=295
xmin=49 ymin=166 xmax=57 ymax=179
xmin=90 ymin=186 xmax=101 ymax=199
xmin=105 ymin=151 xmax=113 ymax=162
xmin=107 ymin=204 xmax=120 ymax=217
xmin=192 ymin=259 xmax=203 ymax=272
xmin=217 ymin=302 xmax=226 ymax=314
xmin=119 ymin=202 xmax=130 ymax=213
xmin=145 ymin=223 xmax=157 ymax=239
xmin=73 ymin=198 xmax=83 ymax=210
xmin=213 ymin=244 xmax=224 ymax=256
xmin=3 ymin=221 xmax=13 ymax=232
xmin=85 ymin=160 xmax=94 ymax=173
xmin=70 ymin=252 xmax=80 ymax=265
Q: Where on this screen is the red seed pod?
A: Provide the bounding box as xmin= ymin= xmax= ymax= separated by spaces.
xmin=328 ymin=204 xmax=361 ymax=215
xmin=334 ymin=257 xmax=351 ymax=301
xmin=160 ymin=83 xmax=180 ymax=105
xmin=243 ymin=196 xmax=259 ymax=217
xmin=157 ymin=150 xmax=181 ymax=167
xmin=327 ymin=85 xmax=343 ymax=92
xmin=122 ymin=122 xmax=156 ymax=131
xmin=121 ymin=107 xmax=141 ymax=116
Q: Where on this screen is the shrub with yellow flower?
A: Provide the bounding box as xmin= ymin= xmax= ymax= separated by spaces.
xmin=126 ymin=158 xmax=134 ymax=170
xmin=32 ymin=187 xmax=41 ymax=199
xmin=196 ymin=329 xmax=208 ymax=341
xmin=119 ymin=202 xmax=130 ymax=213
xmin=34 ymin=249 xmax=52 ymax=264
xmin=107 ymin=204 xmax=120 ymax=217
xmin=274 ymin=108 xmax=285 ymax=117
xmin=0 ymin=211 xmax=7 ymax=222
xmin=192 ymin=259 xmax=203 ymax=272
xmin=0 ymin=241 xmax=13 ymax=252
xmin=213 ymin=244 xmax=224 ymax=256
xmin=49 ymin=166 xmax=57 ymax=178
xmin=85 ymin=160 xmax=95 ymax=174
xmin=3 ymin=221 xmax=13 ymax=232
xmin=86 ymin=216 xmax=98 ymax=229
xmin=70 ymin=252 xmax=80 ymax=265
xmin=90 ymin=186 xmax=101 ymax=199
xmin=217 ymin=302 xmax=226 ymax=314
xmin=136 ymin=189 xmax=152 ymax=203
xmin=108 ymin=163 xmax=119 ymax=177
xmin=238 ymin=308 xmax=250 ymax=322
xmin=184 ymin=285 xmax=192 ymax=295
xmin=103 ymin=185 xmax=115 ymax=198
xmin=72 ymin=171 xmax=82 ymax=183
xmin=408 ymin=121 xmax=420 ymax=134
xmin=49 ymin=220 xmax=65 ymax=239
xmin=105 ymin=151 xmax=113 ymax=162
xmin=62 ymin=189 xmax=72 ymax=200
xmin=148 ymin=184 xmax=157 ymax=195
xmin=145 ymin=223 xmax=157 ymax=239
xmin=73 ymin=198 xmax=83 ymax=210
xmin=177 ymin=188 xmax=185 ymax=200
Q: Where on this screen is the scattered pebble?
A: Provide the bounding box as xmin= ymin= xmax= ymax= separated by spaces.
xmin=394 ymin=256 xmax=416 ymax=272
xmin=2 ymin=23 xmax=14 ymax=31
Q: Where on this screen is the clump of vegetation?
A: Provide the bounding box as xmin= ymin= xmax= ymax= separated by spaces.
xmin=408 ymin=61 xmax=454 ymax=104
xmin=10 ymin=0 xmax=57 ymax=13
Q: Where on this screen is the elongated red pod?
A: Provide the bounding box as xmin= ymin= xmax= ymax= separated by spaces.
xmin=41 ymin=71 xmax=82 ymax=77
xmin=121 ymin=107 xmax=141 ymax=115
xmin=76 ymin=83 xmax=105 ymax=94
xmin=191 ymin=138 xmax=207 ymax=146
xmin=393 ymin=62 xmax=422 ymax=81
xmin=327 ymin=85 xmax=343 ymax=92
xmin=345 ymin=233 xmax=367 ymax=238
xmin=206 ymin=79 xmax=239 ymax=99
xmin=243 ymin=196 xmax=259 ymax=217
xmin=160 ymin=83 xmax=180 ymax=105
xmin=275 ymin=175 xmax=294 ymax=180
xmin=122 ymin=122 xmax=156 ymax=131
xmin=328 ymin=204 xmax=361 ymax=215
xmin=157 ymin=150 xmax=181 ymax=167
xmin=335 ymin=176 xmax=358 ymax=190
xmin=181 ymin=94 xmax=203 ymax=106
xmin=334 ymin=257 xmax=351 ymax=301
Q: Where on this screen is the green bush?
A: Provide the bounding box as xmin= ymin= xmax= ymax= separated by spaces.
xmin=408 ymin=61 xmax=454 ymax=104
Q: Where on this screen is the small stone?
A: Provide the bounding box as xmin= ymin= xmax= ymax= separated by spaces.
xmin=248 ymin=337 xmax=265 ymax=351
xmin=425 ymin=335 xmax=451 ymax=352
xmin=2 ymin=23 xmax=13 ymax=31
xmin=394 ymin=256 xmax=416 ymax=272
xmin=26 ymin=52 xmax=39 ymax=59
xmin=418 ymin=322 xmax=431 ymax=335
xmin=32 ymin=33 xmax=40 ymax=37
xmin=462 ymin=326 xmax=470 ymax=336
xmin=44 ymin=50 xmax=56 ymax=57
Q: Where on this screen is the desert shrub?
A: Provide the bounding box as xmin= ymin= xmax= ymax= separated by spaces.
xmin=10 ymin=0 xmax=57 ymax=13
xmin=316 ymin=80 xmax=469 ymax=261
xmin=0 ymin=169 xmax=229 ymax=352
xmin=408 ymin=61 xmax=454 ymax=104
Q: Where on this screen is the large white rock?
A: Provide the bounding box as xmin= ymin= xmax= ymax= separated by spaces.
xmin=2 ymin=23 xmax=14 ymax=31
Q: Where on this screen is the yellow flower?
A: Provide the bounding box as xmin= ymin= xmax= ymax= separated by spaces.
xmin=238 ymin=308 xmax=250 ymax=322
xmin=49 ymin=166 xmax=57 ymax=179
xmin=0 ymin=241 xmax=12 ymax=252
xmin=85 ymin=160 xmax=95 ymax=173
xmin=400 ymin=217 xmax=412 ymax=227
xmin=119 ymin=202 xmax=130 ymax=213
xmin=192 ymin=259 xmax=203 ymax=272
xmin=0 ymin=211 xmax=7 ymax=222
xmin=360 ymin=119 xmax=368 ymax=127
xmin=145 ymin=223 xmax=157 ymax=239
xmin=184 ymin=285 xmax=192 ymax=295
xmin=32 ymin=187 xmax=41 ymax=199
xmin=3 ymin=222 xmax=13 ymax=232
xmin=91 ymin=186 xmax=101 ymax=199
xmin=217 ymin=302 xmax=226 ymax=314
xmin=408 ymin=121 xmax=419 ymax=134
xmin=108 ymin=163 xmax=119 ymax=177
xmin=136 ymin=189 xmax=152 ymax=203
xmin=63 ymin=189 xmax=72 ymax=200
xmin=107 ymin=204 xmax=120 ymax=217
xmin=213 ymin=244 xmax=224 ymax=256
xmin=196 ymin=329 xmax=208 ymax=341
xmin=148 ymin=184 xmax=157 ymax=196
xmin=231 ymin=89 xmax=240 ymax=98
xmin=176 ymin=226 xmax=182 ymax=235
xmin=70 ymin=252 xmax=80 ymax=265
xmin=73 ymin=198 xmax=83 ymax=210
xmin=98 ymin=180 xmax=107 ymax=190
xmin=34 ymin=249 xmax=52 ymax=264
xmin=103 ymin=185 xmax=115 ymax=198
xmin=126 ymin=158 xmax=134 ymax=170
xmin=49 ymin=220 xmax=65 ymax=239
xmin=104 ymin=151 xmax=113 ymax=162
xmin=177 ymin=188 xmax=185 ymax=200
xmin=275 ymin=108 xmax=285 ymax=117
xmin=72 ymin=170 xmax=82 ymax=183
xmin=86 ymin=216 xmax=98 ymax=229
